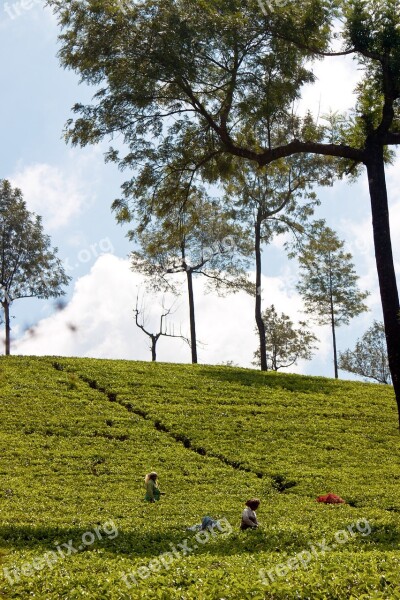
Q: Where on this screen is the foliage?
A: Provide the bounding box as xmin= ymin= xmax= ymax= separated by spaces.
xmin=295 ymin=220 xmax=369 ymax=328
xmin=49 ymin=0 xmax=334 ymax=209
xmin=130 ymin=194 xmax=253 ymax=295
xmin=339 ymin=320 xmax=392 ymax=384
xmin=0 ymin=180 xmax=69 ymax=303
xmin=48 ymin=0 xmax=400 ymax=411
xmin=224 ymin=153 xmax=327 ymax=371
xmin=0 ymin=180 xmax=70 ymax=353
xmin=1 ymin=356 xmax=400 ymax=598
xmin=295 ymin=219 xmax=369 ymax=378
xmin=343 ymin=0 xmax=400 ymax=131
xmin=253 ymin=305 xmax=318 ymax=371
xmin=49 ymin=0 xmax=400 ymax=187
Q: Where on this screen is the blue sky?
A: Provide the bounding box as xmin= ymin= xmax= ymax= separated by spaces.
xmin=1 ymin=2 xmax=399 ymax=379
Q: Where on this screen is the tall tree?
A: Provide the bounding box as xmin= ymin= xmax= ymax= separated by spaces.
xmin=225 ymin=147 xmax=330 ymax=371
xmin=253 ymin=304 xmax=318 ymax=371
xmin=295 ymin=221 xmax=369 ymax=379
xmin=50 ymin=0 xmax=400 ymax=423
xmin=130 ymin=193 xmax=253 ymax=363
xmin=339 ymin=320 xmax=391 ymax=384
xmin=0 ymin=180 xmax=70 ymax=355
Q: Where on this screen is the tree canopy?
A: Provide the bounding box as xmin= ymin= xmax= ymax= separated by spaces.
xmin=253 ymin=304 xmax=318 ymax=371
xmin=51 ymin=0 xmax=400 ymax=174
xmin=224 ymin=153 xmax=326 ymax=370
xmin=49 ymin=0 xmax=400 ymax=423
xmin=0 ymin=180 xmax=71 ymax=355
xmin=295 ymin=220 xmax=369 ymax=378
xmin=130 ymin=192 xmax=253 ymax=362
xmin=339 ymin=320 xmax=392 ymax=384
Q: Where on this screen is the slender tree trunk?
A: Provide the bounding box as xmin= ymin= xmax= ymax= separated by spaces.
xmin=151 ymin=336 xmax=156 ymax=362
xmin=255 ymin=211 xmax=267 ymax=371
xmin=366 ymin=146 xmax=400 ymax=428
xmin=186 ymin=269 xmax=198 ymax=364
xmin=331 ymin=319 xmax=338 ymax=379
xmin=4 ymin=300 xmax=11 ymax=356
xmin=330 ymin=301 xmax=338 ymax=379
xmin=328 ymin=272 xmax=338 ymax=379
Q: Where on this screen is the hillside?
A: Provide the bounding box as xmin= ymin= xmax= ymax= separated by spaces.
xmin=1 ymin=356 xmax=400 ymax=599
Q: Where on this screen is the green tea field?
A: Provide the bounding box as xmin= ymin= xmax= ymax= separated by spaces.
xmin=1 ymin=356 xmax=400 ymax=599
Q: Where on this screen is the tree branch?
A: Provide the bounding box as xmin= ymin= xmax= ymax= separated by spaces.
xmin=384 ymin=132 xmax=400 ymax=145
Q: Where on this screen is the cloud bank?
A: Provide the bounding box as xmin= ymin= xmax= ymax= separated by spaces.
xmin=13 ymin=254 xmax=331 ymax=373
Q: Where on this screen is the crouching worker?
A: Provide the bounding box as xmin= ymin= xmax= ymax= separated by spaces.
xmin=241 ymin=498 xmax=260 ymax=530
xmin=144 ymin=472 xmax=161 ymax=502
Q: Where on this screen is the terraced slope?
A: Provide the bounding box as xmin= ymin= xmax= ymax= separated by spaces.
xmin=0 ymin=356 xmax=400 ymax=599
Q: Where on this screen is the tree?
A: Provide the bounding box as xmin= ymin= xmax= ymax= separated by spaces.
xmin=130 ymin=193 xmax=253 ymax=363
xmin=253 ymin=304 xmax=318 ymax=371
xmin=339 ymin=320 xmax=391 ymax=384
xmin=225 ymin=149 xmax=330 ymax=371
xmin=0 ymin=180 xmax=70 ymax=355
xmin=134 ymin=294 xmax=190 ymax=362
xmin=50 ymin=0 xmax=400 ymax=424
xmin=296 ymin=221 xmax=369 ymax=379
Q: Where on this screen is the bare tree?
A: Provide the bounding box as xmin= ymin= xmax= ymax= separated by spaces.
xmin=130 ymin=194 xmax=252 ymax=364
xmin=133 ymin=294 xmax=190 ymax=362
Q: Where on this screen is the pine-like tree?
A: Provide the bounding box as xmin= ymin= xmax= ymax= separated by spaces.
xmin=296 ymin=221 xmax=369 ymax=378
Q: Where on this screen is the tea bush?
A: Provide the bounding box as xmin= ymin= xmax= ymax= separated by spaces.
xmin=0 ymin=356 xmax=399 ymax=598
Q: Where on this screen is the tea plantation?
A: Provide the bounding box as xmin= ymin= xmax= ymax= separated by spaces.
xmin=1 ymin=356 xmax=400 ymax=599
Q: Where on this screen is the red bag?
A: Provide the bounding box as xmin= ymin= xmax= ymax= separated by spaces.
xmin=316 ymin=493 xmax=345 ymax=504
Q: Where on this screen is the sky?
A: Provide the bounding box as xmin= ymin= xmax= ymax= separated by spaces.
xmin=0 ymin=2 xmax=399 ymax=380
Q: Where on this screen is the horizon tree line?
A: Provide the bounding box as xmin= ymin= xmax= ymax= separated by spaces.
xmin=0 ymin=177 xmax=384 ymax=386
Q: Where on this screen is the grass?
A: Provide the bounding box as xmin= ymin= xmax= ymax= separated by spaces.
xmin=0 ymin=355 xmax=399 ymax=598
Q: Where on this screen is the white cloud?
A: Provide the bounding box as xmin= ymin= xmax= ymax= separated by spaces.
xmin=12 ymin=254 xmax=331 ymax=373
xmin=299 ymin=54 xmax=361 ymax=118
xmin=9 ymin=161 xmax=94 ymax=231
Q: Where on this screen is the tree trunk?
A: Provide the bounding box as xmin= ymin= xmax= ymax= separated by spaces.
xmin=4 ymin=300 xmax=11 ymax=356
xmin=331 ymin=321 xmax=338 ymax=379
xmin=330 ymin=305 xmax=338 ymax=379
xmin=366 ymin=146 xmax=400 ymax=427
xmin=186 ymin=269 xmax=198 ymax=364
xmin=328 ymin=271 xmax=338 ymax=379
xmin=151 ymin=336 xmax=156 ymax=362
xmin=255 ymin=211 xmax=267 ymax=371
